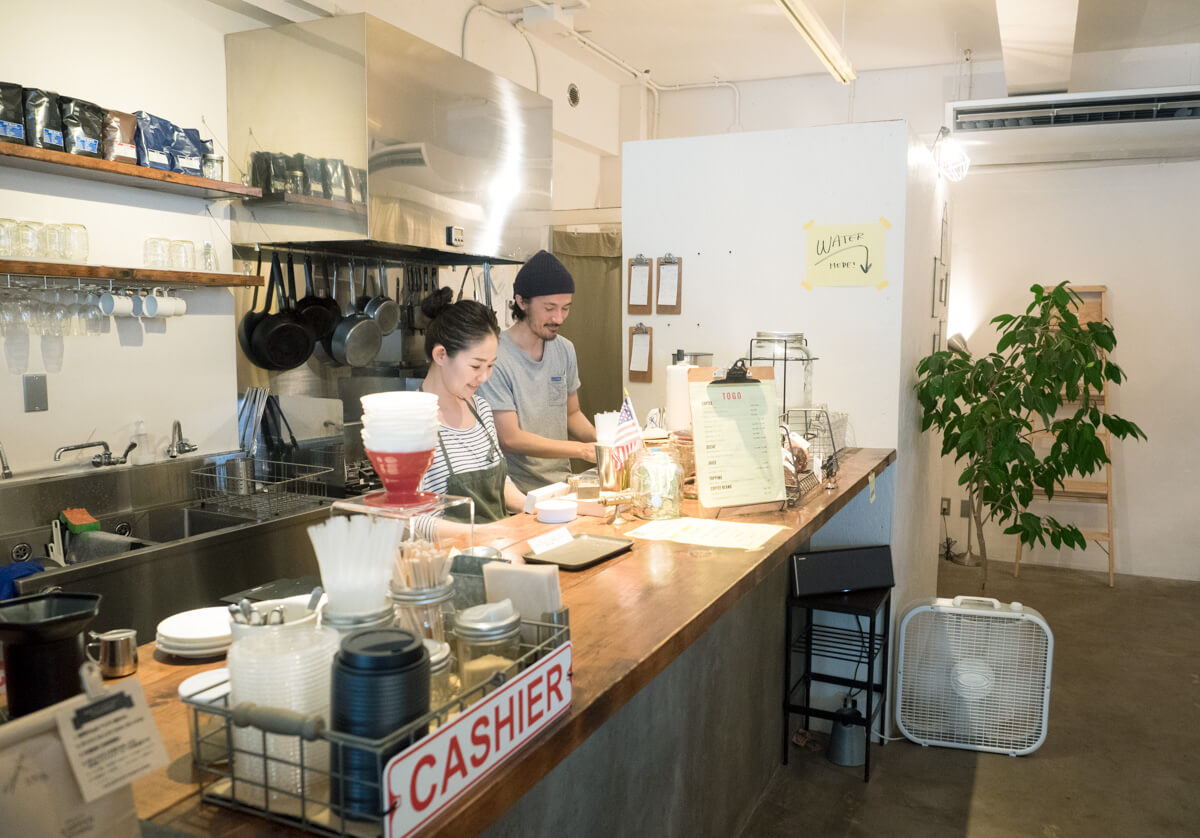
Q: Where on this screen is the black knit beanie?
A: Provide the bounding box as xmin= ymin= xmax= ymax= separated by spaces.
xmin=513 ymin=250 xmax=575 ymax=298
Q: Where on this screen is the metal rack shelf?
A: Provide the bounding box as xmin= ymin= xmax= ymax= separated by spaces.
xmin=791 ymin=622 xmax=885 ymax=665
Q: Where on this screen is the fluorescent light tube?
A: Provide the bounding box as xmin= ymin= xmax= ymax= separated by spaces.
xmin=773 ymin=0 xmax=856 ymax=84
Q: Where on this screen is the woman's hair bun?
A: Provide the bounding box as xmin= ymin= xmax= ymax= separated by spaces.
xmin=420 ymin=286 xmax=454 ymax=320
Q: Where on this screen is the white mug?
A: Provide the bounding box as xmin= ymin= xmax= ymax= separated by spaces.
xmin=99 ymin=292 xmax=134 ymax=317
xmin=141 ymin=287 xmax=173 ymax=318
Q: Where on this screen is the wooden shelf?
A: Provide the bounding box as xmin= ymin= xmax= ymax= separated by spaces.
xmin=244 ymin=191 xmax=367 ymax=217
xmin=0 ymin=142 xmax=261 ymax=200
xmin=0 ymin=259 xmax=262 ymax=288
xmin=1032 ymin=478 xmax=1109 ymax=503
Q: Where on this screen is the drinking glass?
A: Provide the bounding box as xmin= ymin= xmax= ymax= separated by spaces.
xmin=144 ymin=237 xmax=169 ymax=268
xmin=200 ymin=241 xmax=219 ymax=273
xmin=0 ymin=219 xmax=17 ymax=257
xmin=64 ymin=224 xmax=88 ymax=263
xmin=169 ymin=240 xmax=195 ymax=271
xmin=17 ymin=222 xmax=43 ymax=259
xmin=40 ymin=224 xmax=67 ymax=262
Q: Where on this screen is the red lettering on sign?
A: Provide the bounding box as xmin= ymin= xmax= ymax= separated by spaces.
xmin=440 ymin=736 xmax=468 ymax=795
xmin=469 ymin=715 xmax=491 ymax=768
xmin=494 ymin=695 xmax=514 ymax=747
xmin=410 ymin=753 xmax=437 ymax=811
xmin=546 ymin=663 xmax=563 ymax=704
xmin=528 ymin=673 xmax=544 ymax=725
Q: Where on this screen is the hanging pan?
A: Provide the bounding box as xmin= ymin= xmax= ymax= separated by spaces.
xmin=237 ymin=247 xmax=267 ymax=367
xmin=250 ymin=252 xmax=314 ymax=371
xmin=295 ymin=254 xmax=340 ymax=341
xmin=329 ymin=259 xmax=382 ymax=367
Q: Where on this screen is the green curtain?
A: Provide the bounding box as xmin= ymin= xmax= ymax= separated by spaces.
xmin=552 ymin=230 xmax=623 ymax=424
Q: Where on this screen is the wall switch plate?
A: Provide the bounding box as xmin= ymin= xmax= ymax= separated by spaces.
xmin=23 ymin=374 xmax=48 ymax=412
xmin=940 ymin=497 xmax=951 ymax=516
xmin=960 ymin=499 xmax=972 ymax=519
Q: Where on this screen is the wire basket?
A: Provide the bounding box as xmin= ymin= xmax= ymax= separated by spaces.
xmin=192 ymin=459 xmax=333 ymax=518
xmin=783 ymin=407 xmax=842 ymax=495
xmin=182 ymin=620 xmax=570 ymax=837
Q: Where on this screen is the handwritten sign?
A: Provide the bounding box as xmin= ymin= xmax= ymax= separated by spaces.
xmin=804 ymin=221 xmax=887 ymax=287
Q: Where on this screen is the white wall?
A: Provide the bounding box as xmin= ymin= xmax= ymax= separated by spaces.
xmin=0 ymin=0 xmax=265 ymax=476
xmin=946 ymin=160 xmax=1200 ymax=582
xmin=620 ymin=122 xmax=911 ymax=448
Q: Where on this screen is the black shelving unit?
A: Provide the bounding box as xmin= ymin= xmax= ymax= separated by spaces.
xmin=784 ymin=586 xmax=892 ymax=782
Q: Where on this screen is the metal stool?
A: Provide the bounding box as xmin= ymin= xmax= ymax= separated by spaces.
xmin=784 ymin=586 xmax=891 ymax=781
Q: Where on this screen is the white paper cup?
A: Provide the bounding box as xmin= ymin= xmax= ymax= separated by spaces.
xmin=100 ymin=292 xmax=134 ymax=317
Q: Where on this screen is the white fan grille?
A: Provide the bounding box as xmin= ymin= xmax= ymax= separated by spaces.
xmin=898 ymin=607 xmax=1051 ymax=754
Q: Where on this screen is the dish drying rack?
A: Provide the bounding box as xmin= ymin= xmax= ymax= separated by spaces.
xmin=180 ymin=620 xmax=569 ymax=838
xmin=782 ymin=407 xmax=843 ymax=505
xmin=192 ymin=459 xmax=333 ymax=518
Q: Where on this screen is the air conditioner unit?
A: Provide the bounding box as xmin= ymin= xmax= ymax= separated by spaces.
xmin=946 ymin=86 xmax=1200 ymax=167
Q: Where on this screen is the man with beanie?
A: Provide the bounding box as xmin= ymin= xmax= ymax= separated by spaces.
xmin=478 ymin=250 xmax=597 ymax=492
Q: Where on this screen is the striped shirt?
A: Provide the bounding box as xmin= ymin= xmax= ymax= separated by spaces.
xmin=413 ymin=396 xmax=501 ymax=540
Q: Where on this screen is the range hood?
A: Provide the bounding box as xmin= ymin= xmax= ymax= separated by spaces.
xmin=225 ymin=14 xmax=552 ymax=264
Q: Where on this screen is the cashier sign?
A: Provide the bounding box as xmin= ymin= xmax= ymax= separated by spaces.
xmin=385 ymin=642 xmax=573 ymax=836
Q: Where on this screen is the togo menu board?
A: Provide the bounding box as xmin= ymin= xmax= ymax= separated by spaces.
xmin=687 ymin=367 xmax=785 ymax=512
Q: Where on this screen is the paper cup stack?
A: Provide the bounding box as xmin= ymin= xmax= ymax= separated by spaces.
xmin=360 ymin=391 xmax=440 ymax=505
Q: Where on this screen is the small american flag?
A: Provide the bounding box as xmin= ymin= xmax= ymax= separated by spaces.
xmin=610 ymin=395 xmax=643 ymax=472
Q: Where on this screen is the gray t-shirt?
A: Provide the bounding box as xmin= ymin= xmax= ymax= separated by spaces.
xmin=478 ymin=331 xmax=581 ymax=492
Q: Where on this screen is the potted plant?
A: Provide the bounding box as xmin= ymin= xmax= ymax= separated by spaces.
xmin=915 ymin=282 xmax=1146 ymax=588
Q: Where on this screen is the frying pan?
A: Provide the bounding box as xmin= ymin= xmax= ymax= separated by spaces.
xmin=295 ymin=254 xmax=339 ymax=341
xmin=250 ymin=252 xmax=314 ymax=371
xmin=313 ymin=260 xmax=344 ymax=366
xmin=237 ymin=247 xmax=267 ymax=367
xmin=353 ymin=262 xmax=398 ymax=335
xmin=329 ymin=260 xmax=382 ymax=367
xmin=369 ymin=260 xmax=400 ymax=335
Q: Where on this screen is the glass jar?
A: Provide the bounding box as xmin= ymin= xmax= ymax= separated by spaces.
xmin=202 ymin=154 xmax=224 ymax=181
xmin=392 ymin=578 xmax=455 ymax=644
xmin=0 ymin=219 xmax=17 ymax=257
xmin=454 ymin=599 xmax=520 ymax=694
xmin=423 ymin=638 xmax=458 ymax=711
xmin=630 ymin=446 xmax=683 ymax=520
xmin=754 ymin=330 xmax=814 ymax=413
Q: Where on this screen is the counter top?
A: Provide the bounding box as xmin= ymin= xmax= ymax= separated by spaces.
xmin=132 ymin=447 xmax=896 ymax=835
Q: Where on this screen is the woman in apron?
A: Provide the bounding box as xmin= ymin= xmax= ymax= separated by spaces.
xmin=412 ymin=289 xmax=525 ymax=541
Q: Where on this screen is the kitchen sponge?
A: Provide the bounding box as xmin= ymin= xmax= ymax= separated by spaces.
xmin=59 ymin=507 xmax=101 ymax=534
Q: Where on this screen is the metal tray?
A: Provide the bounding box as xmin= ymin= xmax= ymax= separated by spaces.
xmin=522 ymin=533 xmax=634 ymax=571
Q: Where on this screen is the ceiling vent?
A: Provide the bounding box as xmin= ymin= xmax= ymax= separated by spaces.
xmin=947 ymin=86 xmax=1200 ymax=167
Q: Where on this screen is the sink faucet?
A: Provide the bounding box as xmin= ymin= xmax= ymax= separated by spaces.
xmin=167 ymin=420 xmax=198 ymax=458
xmin=0 ymin=442 xmax=11 ymax=479
xmin=54 ymin=440 xmax=138 ymax=468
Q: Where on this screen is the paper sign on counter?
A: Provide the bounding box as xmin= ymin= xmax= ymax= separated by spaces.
xmin=527 ymin=526 xmax=574 ymax=556
xmin=55 ymin=679 xmax=167 ymax=803
xmin=626 ymin=517 xmax=786 ymax=551
xmin=629 ymin=331 xmax=650 ymax=373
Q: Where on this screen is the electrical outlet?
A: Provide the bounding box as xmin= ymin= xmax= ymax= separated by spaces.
xmin=940 ymin=497 xmax=951 ymax=516
xmin=960 ymin=499 xmax=971 ymax=518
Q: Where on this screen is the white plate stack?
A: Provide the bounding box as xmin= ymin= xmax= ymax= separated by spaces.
xmin=156 ymin=606 xmax=234 ymax=658
xmin=359 ymin=391 xmax=439 ymax=453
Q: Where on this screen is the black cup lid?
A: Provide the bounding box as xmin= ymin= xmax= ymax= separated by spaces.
xmin=337 ymin=628 xmax=426 ymax=671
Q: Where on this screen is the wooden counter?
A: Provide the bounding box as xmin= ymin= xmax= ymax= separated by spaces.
xmin=133 ymin=447 xmax=895 ymax=836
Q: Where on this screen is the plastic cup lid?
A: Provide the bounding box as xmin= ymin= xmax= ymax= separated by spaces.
xmin=455 ymin=598 xmax=520 ymax=639
xmin=337 ymin=628 xmax=427 ymax=671
xmin=422 ymin=638 xmax=451 ymax=668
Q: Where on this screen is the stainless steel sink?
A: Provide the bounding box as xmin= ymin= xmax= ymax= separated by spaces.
xmin=114 ymin=506 xmax=255 ymax=542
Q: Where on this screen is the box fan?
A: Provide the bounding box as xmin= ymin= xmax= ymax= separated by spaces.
xmin=896 ymin=596 xmax=1053 ymax=756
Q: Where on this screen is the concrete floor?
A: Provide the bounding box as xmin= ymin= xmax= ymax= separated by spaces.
xmin=741 ymin=559 xmax=1200 ymax=838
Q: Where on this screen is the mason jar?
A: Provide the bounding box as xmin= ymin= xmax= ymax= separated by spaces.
xmin=454 ymin=599 xmax=521 ymax=694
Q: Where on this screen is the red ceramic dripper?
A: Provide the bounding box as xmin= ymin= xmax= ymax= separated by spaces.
xmin=364 ymin=448 xmax=436 ymax=507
